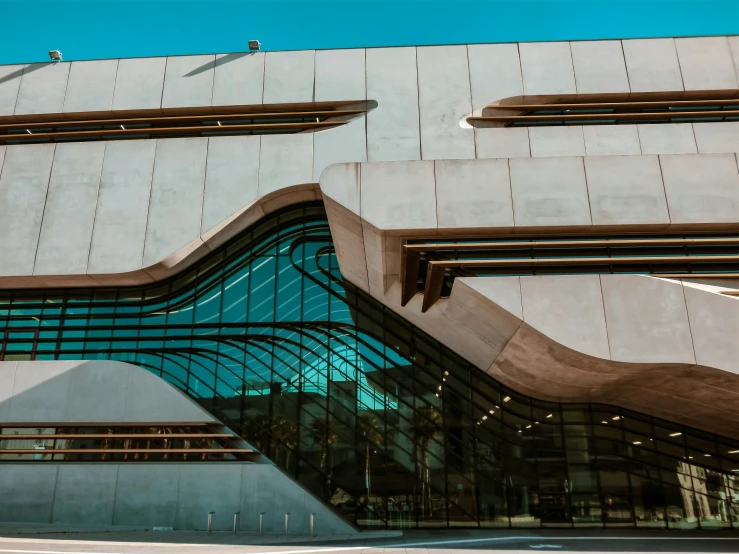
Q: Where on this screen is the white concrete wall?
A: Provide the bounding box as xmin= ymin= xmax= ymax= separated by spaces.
xmin=323 ymin=154 xmax=739 ymax=234
xmin=0 ymin=37 xmax=737 ymax=284
xmin=0 ymin=462 xmax=354 ymax=533
xmin=0 ymin=359 xmax=356 ymax=533
xmin=0 ymin=360 xmax=216 ymax=423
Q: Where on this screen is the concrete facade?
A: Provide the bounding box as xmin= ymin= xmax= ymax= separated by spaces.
xmin=0 ymin=361 xmax=353 ymax=533
xmin=0 ymin=36 xmax=737 ymax=530
xmin=0 ymin=37 xmax=737 ymax=285
xmin=0 ymin=462 xmax=353 ymax=533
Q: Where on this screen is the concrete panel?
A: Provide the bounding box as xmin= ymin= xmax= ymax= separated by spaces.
xmin=263 ymin=50 xmax=315 ymax=104
xmin=161 ymin=55 xmax=215 ymax=109
xmin=52 ymin=465 xmax=117 ymax=525
xmin=143 ymin=137 xmax=207 ymax=267
xmin=660 ymin=153 xmax=739 ymax=225
xmin=675 ymin=37 xmax=739 ymax=92
xmin=0 ymin=465 xmax=57 ymax=523
xmin=509 ymin=157 xmax=591 ymax=228
xmin=366 ymin=47 xmax=421 ymax=162
xmin=583 ymin=125 xmax=641 ymax=156
xmin=114 ymin=464 xmax=180 ymax=527
xmin=0 ymin=144 xmax=55 ymax=276
xmin=88 ymin=140 xmax=157 ymax=275
xmin=124 ymin=366 xmax=215 ymax=423
xmin=201 ymin=135 xmax=260 ymax=235
xmin=583 ymin=155 xmax=669 ymax=226
xmin=435 ymin=158 xmax=513 ymax=229
xmin=0 ymin=64 xmax=23 ymax=116
xmin=570 ymin=40 xmax=630 ymax=95
xmin=0 ymin=362 xmax=15 ymax=422
xmin=521 ymin=275 xmax=610 ymax=359
xmin=730 ymin=36 xmax=739 ymax=84
xmin=684 ymin=286 xmax=739 ymax=374
xmin=320 ymin=163 xmax=360 ymax=213
xmin=416 ymin=46 xmax=475 ymax=160
xmin=7 ymin=361 xmax=74 ymax=423
xmin=258 ymin=133 xmax=313 ymax=196
xmin=692 ymin=122 xmax=739 ymax=154
xmin=176 ymin=463 xmax=242 ymax=530
xmin=529 ymin=126 xmax=585 ymax=157
xmin=14 ymin=62 xmax=70 ymax=115
xmin=458 ymin=276 xmax=523 ymax=320
xmin=315 ymin=49 xmax=366 ymax=102
xmin=34 ymin=142 xmax=105 ymax=276
xmin=313 ymin=118 xmax=367 ymax=181
xmin=601 ymin=275 xmax=695 ymax=364
xmin=622 ymin=38 xmax=683 ymax=93
xmin=112 ymin=57 xmax=167 ymax=111
xmin=467 ymin=43 xmax=523 ymax=112
xmin=212 ymin=52 xmax=264 ymax=106
xmin=239 ymin=463 xmax=354 ymax=534
xmin=360 ymin=161 xmax=436 ymax=230
xmin=637 ymin=123 xmax=697 ymax=155
xmin=475 ymin=128 xmax=530 ymax=159
xmin=63 ymin=59 xmax=118 ymax=113
xmin=519 ymin=42 xmax=576 ymax=96
xmin=65 ymin=361 xmax=130 ymax=422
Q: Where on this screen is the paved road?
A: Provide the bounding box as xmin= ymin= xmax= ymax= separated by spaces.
xmin=0 ymin=531 xmax=738 ymax=554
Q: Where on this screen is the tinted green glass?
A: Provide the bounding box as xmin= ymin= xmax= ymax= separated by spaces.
xmin=0 ymin=203 xmax=737 ymax=530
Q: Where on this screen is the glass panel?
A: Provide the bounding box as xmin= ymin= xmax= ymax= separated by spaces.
xmin=0 ymin=202 xmax=736 ymax=531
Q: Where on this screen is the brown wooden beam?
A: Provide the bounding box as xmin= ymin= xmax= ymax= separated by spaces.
xmin=401 ymin=248 xmax=421 ymax=306
xmin=470 ymin=110 xmax=739 ymax=124
xmin=405 ymin=237 xmax=739 ymax=252
xmin=422 ymin=265 xmax=447 ymax=313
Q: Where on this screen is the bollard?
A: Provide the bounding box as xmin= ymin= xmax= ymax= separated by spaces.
xmin=284 ymin=512 xmax=290 ymax=535
xmin=310 ymin=512 xmax=315 ymax=537
xmin=233 ymin=511 xmax=240 ymax=534
xmin=259 ymin=512 xmax=265 ymax=534
xmin=207 ymin=511 xmax=215 ymax=534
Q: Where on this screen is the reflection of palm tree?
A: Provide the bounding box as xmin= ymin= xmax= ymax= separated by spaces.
xmin=414 ymin=405 xmax=443 ymax=517
xmin=357 ymin=413 xmax=383 ymax=500
xmin=308 ymin=417 xmax=341 ymax=498
xmin=269 ymin=416 xmax=298 ymax=469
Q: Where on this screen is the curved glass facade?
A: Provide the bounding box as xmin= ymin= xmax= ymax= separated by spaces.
xmin=0 ymin=203 xmax=737 ymax=530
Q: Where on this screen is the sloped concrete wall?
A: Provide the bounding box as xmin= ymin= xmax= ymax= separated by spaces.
xmin=0 ymin=462 xmax=354 ymax=533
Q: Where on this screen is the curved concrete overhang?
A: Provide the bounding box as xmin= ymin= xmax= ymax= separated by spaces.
xmin=0 ymin=182 xmax=321 ymax=289
xmin=319 ymin=158 xmax=739 ymax=438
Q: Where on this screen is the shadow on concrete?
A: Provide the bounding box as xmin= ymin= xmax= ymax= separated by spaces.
xmin=0 ymin=63 xmax=53 ymax=85
xmin=184 ymin=53 xmax=253 ymax=77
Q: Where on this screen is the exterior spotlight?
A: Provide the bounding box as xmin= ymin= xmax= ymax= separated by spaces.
xmin=49 ymin=50 xmax=62 ymax=62
xmin=248 ymin=40 xmax=261 ymax=52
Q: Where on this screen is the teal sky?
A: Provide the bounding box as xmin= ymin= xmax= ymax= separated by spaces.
xmin=1 ymin=0 xmax=738 ymax=64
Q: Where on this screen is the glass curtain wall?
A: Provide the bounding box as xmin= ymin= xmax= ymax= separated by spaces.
xmin=0 ymin=203 xmax=737 ymax=530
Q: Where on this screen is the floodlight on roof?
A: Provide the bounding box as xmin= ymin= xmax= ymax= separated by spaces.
xmin=49 ymin=50 xmax=62 ymax=62
xmin=248 ymin=40 xmax=260 ymax=52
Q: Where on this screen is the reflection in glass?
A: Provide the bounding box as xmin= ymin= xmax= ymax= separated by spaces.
xmin=0 ymin=203 xmax=737 ymax=529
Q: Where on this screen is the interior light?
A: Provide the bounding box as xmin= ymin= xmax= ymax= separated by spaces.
xmin=601 ymin=421 xmax=608 ymax=424
xmin=526 ymin=425 xmax=532 ymax=429
xmin=546 ymin=414 xmax=553 ymax=418
xmin=704 ymin=454 xmax=711 ymax=457
xmin=482 ymin=416 xmax=488 ymax=421
xmin=438 ymin=385 xmax=442 ymax=390
xmin=633 ymin=441 xmax=642 ymax=445
xmin=503 ymin=396 xmax=510 ymax=403
xmin=669 ymin=432 xmax=682 ymax=437
xmin=729 ymin=450 xmax=739 ymax=454
xmin=612 ymin=416 xmax=620 ymax=421
xmin=489 ymin=410 xmax=494 ymax=415
xmin=444 ymin=371 xmax=449 ymax=375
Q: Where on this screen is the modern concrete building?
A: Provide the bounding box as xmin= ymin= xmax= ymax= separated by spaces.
xmin=0 ymin=36 xmax=737 ymax=531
